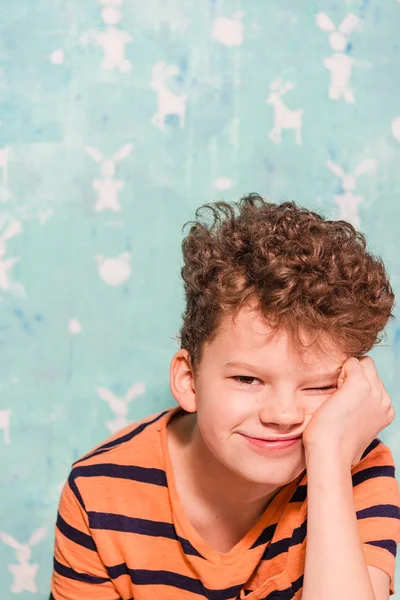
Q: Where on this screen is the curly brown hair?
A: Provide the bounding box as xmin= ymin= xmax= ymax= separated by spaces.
xmin=177 ymin=193 xmax=396 ymax=374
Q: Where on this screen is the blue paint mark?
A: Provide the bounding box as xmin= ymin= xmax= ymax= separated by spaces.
xmin=114 ymin=383 xmax=123 ymax=395
xmin=34 ymin=314 xmax=43 ymax=322
xmin=14 ymin=309 xmax=33 ymax=333
xmin=177 ymin=57 xmax=188 ymax=83
xmin=373 ymin=8 xmax=381 ymax=24
xmin=263 ymin=159 xmax=275 ymax=174
xmin=327 ymin=146 xmax=338 ymax=161
xmin=208 ymin=0 xmax=218 ymax=19
xmin=345 ymin=42 xmax=353 ymax=55
xmin=359 ymin=0 xmax=370 ymax=19
xmin=164 ymin=114 xmax=181 ymax=127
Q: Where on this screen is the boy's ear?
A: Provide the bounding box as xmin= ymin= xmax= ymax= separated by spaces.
xmin=169 ymin=349 xmax=197 ymax=413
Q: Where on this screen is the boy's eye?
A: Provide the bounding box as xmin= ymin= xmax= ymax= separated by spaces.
xmin=310 ymin=386 xmax=337 ymax=392
xmin=233 ymin=376 xmax=260 ymax=385
xmin=232 ymin=377 xmax=337 ymax=392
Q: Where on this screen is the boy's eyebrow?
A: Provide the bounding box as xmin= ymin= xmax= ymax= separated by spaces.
xmin=224 ymin=361 xmax=342 ymax=380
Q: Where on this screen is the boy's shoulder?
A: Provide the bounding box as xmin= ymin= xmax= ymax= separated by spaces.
xmin=71 ymin=406 xmax=174 ymax=469
xmin=356 ymin=437 xmax=397 ymax=471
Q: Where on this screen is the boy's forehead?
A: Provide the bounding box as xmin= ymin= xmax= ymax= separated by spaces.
xmin=214 ymin=307 xmax=345 ymax=365
xmin=218 ymin=307 xmax=290 ymax=346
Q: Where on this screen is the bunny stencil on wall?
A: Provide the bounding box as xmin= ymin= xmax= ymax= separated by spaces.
xmin=84 ymin=143 xmax=133 ymax=212
xmin=151 ymin=62 xmax=188 ymax=129
xmin=96 ymin=382 xmax=145 ymax=433
xmin=0 ymin=528 xmax=47 ymax=593
xmin=316 ymin=12 xmax=361 ymax=103
xmin=326 ymin=158 xmax=378 ymax=228
xmin=267 ymin=78 xmax=304 ymax=145
xmin=0 ymin=408 xmax=11 ymax=444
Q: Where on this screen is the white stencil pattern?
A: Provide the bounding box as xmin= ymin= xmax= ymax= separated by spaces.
xmin=151 ymin=62 xmax=187 ymax=129
xmin=326 ymin=158 xmax=378 ymax=228
xmin=212 ymin=11 xmax=245 ymax=46
xmin=81 ymin=0 xmax=132 ymax=72
xmin=0 ymin=219 xmax=24 ymax=297
xmin=85 ymin=143 xmax=133 ymax=211
xmin=316 ymin=12 xmax=361 ymax=103
xmin=0 ymin=146 xmax=11 ymax=185
xmin=96 ymin=382 xmax=145 ymax=433
xmin=96 ymin=252 xmax=131 ymax=285
xmin=267 ymin=78 xmax=303 ymax=145
xmin=0 ymin=528 xmax=47 ymax=594
xmin=0 ymin=408 xmax=11 ymax=444
xmin=392 ymin=116 xmax=400 ymax=141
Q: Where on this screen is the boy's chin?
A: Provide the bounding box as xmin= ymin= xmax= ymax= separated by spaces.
xmin=228 ymin=460 xmax=306 ymax=487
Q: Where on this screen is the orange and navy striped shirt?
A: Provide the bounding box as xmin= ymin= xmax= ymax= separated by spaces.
xmin=50 ymin=405 xmax=400 ymax=599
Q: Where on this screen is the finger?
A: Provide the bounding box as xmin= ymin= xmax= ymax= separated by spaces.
xmin=357 ymin=356 xmax=381 ymax=390
xmin=379 ymin=378 xmax=394 ymax=410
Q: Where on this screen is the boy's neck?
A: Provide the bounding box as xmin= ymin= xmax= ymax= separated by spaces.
xmin=167 ymin=411 xmax=281 ymax=539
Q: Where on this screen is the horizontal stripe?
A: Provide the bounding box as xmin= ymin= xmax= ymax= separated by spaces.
xmin=56 ymin=512 xmax=97 ymax=552
xmin=53 ymin=557 xmax=110 ymax=584
xmin=71 ymin=463 xmax=168 ymax=487
xmin=353 ymin=464 xmax=395 ymax=485
xmin=272 ymin=453 xmax=392 ymax=505
xmin=87 ymin=504 xmax=398 ymax=561
xmin=73 ymin=410 xmax=169 ymax=466
xmin=130 ymin=570 xmax=242 ymax=600
xmin=103 ymin=565 xmax=243 ymax=600
xmin=104 ymin=565 xmax=299 ymax=600
xmin=357 ymin=502 xmax=400 ymax=521
xmin=365 ymin=538 xmax=398 ymax=556
xmin=88 ymin=511 xmax=203 ymax=557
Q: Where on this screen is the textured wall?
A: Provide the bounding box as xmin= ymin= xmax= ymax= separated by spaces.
xmin=0 ymin=0 xmax=400 ymax=597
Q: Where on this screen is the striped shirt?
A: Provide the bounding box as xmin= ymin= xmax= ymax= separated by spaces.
xmin=50 ymin=405 xmax=400 ymax=599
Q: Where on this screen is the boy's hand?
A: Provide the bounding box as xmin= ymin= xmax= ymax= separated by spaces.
xmin=302 ymin=356 xmax=395 ymax=467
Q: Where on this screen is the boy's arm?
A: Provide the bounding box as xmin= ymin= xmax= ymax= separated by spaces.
xmin=49 ymin=479 xmax=120 ymax=600
xmin=302 ymin=447 xmax=395 ymax=600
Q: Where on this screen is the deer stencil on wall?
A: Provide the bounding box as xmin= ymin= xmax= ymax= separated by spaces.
xmin=267 ymin=78 xmax=303 ymax=145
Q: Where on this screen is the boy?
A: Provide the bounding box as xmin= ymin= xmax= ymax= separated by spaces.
xmin=49 ymin=194 xmax=400 ymax=599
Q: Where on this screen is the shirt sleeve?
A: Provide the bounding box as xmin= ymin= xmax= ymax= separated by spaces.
xmin=353 ymin=438 xmax=400 ymax=597
xmin=49 ymin=478 xmax=120 ymax=600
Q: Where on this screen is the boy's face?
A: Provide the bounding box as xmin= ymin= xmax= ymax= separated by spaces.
xmin=172 ymin=304 xmax=348 ymax=488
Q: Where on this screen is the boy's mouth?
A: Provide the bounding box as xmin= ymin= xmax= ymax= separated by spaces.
xmin=241 ymin=434 xmax=302 ymax=451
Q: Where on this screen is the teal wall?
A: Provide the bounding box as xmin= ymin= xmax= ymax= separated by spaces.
xmin=0 ymin=0 xmax=400 ymax=597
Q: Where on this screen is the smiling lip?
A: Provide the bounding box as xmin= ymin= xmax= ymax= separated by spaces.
xmin=255 ymin=435 xmax=302 ymax=441
xmin=242 ymin=435 xmax=302 ymax=451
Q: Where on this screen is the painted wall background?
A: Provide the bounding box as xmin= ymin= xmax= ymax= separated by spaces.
xmin=0 ymin=0 xmax=400 ymax=597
